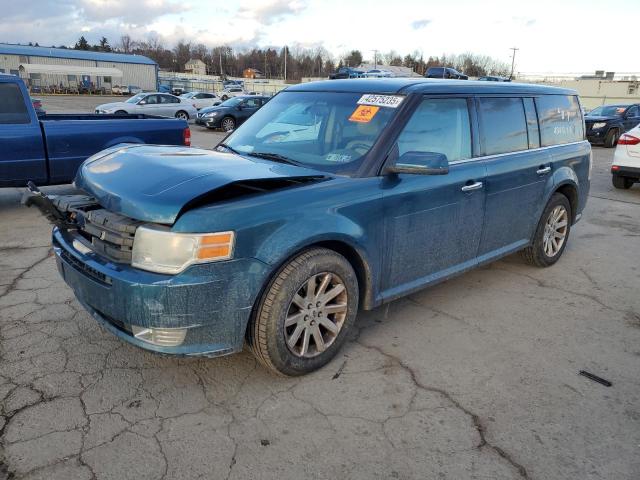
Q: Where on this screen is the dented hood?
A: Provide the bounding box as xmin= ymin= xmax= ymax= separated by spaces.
xmin=75 ymin=144 xmax=327 ymax=224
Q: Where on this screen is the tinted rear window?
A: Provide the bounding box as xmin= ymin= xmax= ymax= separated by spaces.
xmin=0 ymin=83 xmax=30 ymax=124
xmin=536 ymin=95 xmax=584 ymax=146
xmin=478 ymin=97 xmax=528 ymax=155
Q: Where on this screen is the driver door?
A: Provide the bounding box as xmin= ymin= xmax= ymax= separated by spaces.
xmin=380 ymin=97 xmax=487 ymax=298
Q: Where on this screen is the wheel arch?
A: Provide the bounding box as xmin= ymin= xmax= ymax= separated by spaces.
xmin=555 ymin=183 xmax=578 ymax=220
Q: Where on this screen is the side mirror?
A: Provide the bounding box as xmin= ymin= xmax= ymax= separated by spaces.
xmin=385 ymin=151 xmax=449 ymax=175
xmin=138 ymin=100 xmax=146 ymax=105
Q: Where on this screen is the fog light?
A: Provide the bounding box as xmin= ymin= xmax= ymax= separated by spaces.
xmin=131 ymin=325 xmax=187 ymax=347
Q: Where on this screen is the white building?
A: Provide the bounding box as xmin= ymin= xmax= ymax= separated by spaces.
xmin=184 ymin=59 xmax=207 ymax=76
xmin=0 ymin=43 xmax=157 ymax=92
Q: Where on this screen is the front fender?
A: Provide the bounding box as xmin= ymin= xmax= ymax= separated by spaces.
xmin=252 ymin=215 xmax=378 ymax=308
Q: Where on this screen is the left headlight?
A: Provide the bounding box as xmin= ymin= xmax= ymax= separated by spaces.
xmin=592 ymin=122 xmax=607 ymax=129
xmin=131 ymin=226 xmax=235 ymax=274
xmin=204 ymin=112 xmax=219 ymax=118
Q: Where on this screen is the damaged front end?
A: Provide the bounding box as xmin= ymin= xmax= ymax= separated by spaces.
xmin=22 ymin=182 xmax=271 ymax=357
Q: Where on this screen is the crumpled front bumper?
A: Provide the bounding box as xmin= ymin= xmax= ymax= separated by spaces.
xmin=52 ymin=227 xmax=271 ymax=357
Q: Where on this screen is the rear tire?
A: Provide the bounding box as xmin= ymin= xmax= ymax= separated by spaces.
xmin=521 ymin=193 xmax=572 ymax=268
xmin=604 ymin=129 xmax=619 ymax=148
xmin=612 ymin=175 xmax=633 ymax=189
xmin=247 ymin=248 xmax=359 ymax=376
xmin=175 ymin=110 xmax=189 ymax=120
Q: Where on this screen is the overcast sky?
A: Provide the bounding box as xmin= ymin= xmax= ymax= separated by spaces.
xmin=1 ymin=0 xmax=638 ymax=73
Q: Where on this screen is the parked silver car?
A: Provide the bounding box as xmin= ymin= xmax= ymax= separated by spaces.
xmin=95 ymin=93 xmax=198 ymax=120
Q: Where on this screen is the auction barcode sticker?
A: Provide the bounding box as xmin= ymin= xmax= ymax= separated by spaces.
xmin=357 ymin=94 xmax=404 ymax=108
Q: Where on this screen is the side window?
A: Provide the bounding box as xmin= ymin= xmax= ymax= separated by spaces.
xmin=144 ymin=95 xmax=158 ymax=104
xmin=626 ymin=106 xmax=639 ymax=117
xmin=397 ymin=98 xmax=472 ymax=162
xmin=478 ymin=97 xmax=528 ymax=155
xmin=523 ymin=98 xmax=540 ymax=149
xmin=0 ymin=83 xmax=31 ymax=124
xmin=535 ymin=95 xmax=584 ymax=146
xmin=245 ymin=98 xmax=260 ymax=108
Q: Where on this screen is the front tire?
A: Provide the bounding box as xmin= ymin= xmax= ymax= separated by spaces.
xmin=521 ymin=193 xmax=572 ymax=268
xmin=221 ymin=116 xmax=236 ymax=132
xmin=612 ymin=175 xmax=633 ymax=189
xmin=604 ymin=129 xmax=619 ymax=148
xmin=247 ymin=248 xmax=359 ymax=376
xmin=115 ymin=110 xmax=127 ymax=115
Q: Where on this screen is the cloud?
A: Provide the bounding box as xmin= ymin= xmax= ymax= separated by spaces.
xmin=411 ymin=19 xmax=431 ymax=30
xmin=79 ymin=0 xmax=184 ymax=25
xmin=237 ymin=0 xmax=308 ymax=25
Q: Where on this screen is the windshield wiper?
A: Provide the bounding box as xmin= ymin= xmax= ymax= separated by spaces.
xmin=216 ymin=143 xmax=241 ymax=155
xmin=247 ymin=152 xmax=300 ymax=166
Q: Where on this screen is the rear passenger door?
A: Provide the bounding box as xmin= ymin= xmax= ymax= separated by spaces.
xmin=0 ymin=82 xmax=47 ymax=186
xmin=381 ymin=97 xmax=487 ymax=296
xmin=476 ymin=97 xmax=550 ymax=258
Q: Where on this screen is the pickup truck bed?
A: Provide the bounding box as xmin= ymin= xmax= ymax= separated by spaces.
xmin=0 ymin=75 xmax=190 ymax=187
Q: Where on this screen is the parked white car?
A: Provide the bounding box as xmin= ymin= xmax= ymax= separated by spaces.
xmin=181 ymin=91 xmax=222 ymax=110
xmin=111 ymin=85 xmax=142 ymax=95
xmin=363 ymin=69 xmax=393 ymax=78
xmin=218 ymin=87 xmax=245 ymax=100
xmin=611 ymin=124 xmax=640 ymax=189
xmin=95 ymin=93 xmax=198 ymax=120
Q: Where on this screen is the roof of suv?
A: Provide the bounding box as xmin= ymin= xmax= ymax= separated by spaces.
xmin=287 ymin=78 xmax=576 ymax=96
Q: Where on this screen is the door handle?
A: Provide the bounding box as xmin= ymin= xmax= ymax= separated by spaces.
xmin=537 ymin=166 xmax=552 ymax=175
xmin=461 ymin=181 xmax=483 ymax=192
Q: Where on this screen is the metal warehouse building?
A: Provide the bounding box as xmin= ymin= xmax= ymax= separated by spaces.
xmin=0 ymin=43 xmax=157 ymax=93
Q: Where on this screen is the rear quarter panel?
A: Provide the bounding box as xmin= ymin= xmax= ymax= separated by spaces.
xmin=42 ymin=118 xmax=188 ymax=184
xmin=541 ymin=141 xmax=591 ymax=222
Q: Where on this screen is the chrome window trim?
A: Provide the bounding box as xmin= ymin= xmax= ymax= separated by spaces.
xmin=448 ymin=140 xmax=589 ymax=165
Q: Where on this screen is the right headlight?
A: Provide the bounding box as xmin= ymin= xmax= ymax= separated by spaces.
xmin=204 ymin=112 xmax=219 ymax=118
xmin=131 ymin=226 xmax=235 ymax=274
xmin=592 ymin=122 xmax=607 ymax=129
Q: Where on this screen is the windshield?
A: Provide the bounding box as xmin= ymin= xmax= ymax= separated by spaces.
xmin=222 ymin=91 xmax=400 ymax=175
xmin=587 ymin=105 xmax=626 ymax=117
xmin=221 ymin=97 xmax=243 ymax=107
xmin=126 ymin=94 xmax=146 ymax=104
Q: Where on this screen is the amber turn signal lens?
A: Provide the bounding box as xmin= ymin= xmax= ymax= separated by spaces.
xmin=196 ymin=232 xmax=234 ymax=260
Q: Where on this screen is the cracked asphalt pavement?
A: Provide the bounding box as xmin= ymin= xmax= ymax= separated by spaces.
xmin=1 ymin=100 xmax=639 ymax=479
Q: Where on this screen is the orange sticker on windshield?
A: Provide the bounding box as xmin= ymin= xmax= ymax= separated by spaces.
xmin=349 ymin=105 xmax=379 ymax=123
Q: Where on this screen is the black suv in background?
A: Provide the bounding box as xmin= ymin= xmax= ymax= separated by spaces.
xmin=425 ymin=67 xmax=468 ymax=79
xmin=585 ymin=104 xmax=640 ymax=147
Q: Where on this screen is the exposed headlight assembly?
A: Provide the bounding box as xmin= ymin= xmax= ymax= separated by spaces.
xmin=592 ymin=122 xmax=607 ymax=129
xmin=132 ymin=226 xmax=235 ymax=274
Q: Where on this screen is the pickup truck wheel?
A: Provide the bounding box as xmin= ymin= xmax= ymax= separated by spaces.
xmin=612 ymin=175 xmax=633 ymax=189
xmin=604 ymin=129 xmax=619 ymax=148
xmin=175 ymin=111 xmax=189 ymax=120
xmin=221 ymin=117 xmax=236 ymax=132
xmin=247 ymin=248 xmax=359 ymax=376
xmin=115 ymin=110 xmax=127 ymax=115
xmin=521 ymin=193 xmax=572 ymax=268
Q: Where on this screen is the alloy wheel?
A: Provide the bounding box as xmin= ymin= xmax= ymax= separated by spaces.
xmin=543 ymin=205 xmax=568 ymax=257
xmin=222 ymin=118 xmax=235 ymax=131
xmin=284 ymin=272 xmax=348 ymax=358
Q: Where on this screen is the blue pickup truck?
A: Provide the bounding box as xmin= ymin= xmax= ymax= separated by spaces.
xmin=0 ymin=74 xmax=191 ymax=187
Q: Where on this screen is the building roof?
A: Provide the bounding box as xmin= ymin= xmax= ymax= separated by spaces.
xmin=0 ymin=43 xmax=156 ymax=66
xmin=288 ymin=78 xmax=577 ymax=96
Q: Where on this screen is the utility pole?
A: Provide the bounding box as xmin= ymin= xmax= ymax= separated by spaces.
xmin=372 ymin=49 xmax=379 ymax=69
xmin=509 ymin=47 xmax=519 ymax=80
xmin=219 ymin=49 xmax=223 ymax=79
xmin=284 ymin=46 xmax=287 ymax=81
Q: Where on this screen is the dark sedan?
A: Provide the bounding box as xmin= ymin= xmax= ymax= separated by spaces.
xmin=195 ymin=95 xmax=270 ymax=131
xmin=585 ymin=104 xmax=640 ymax=147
